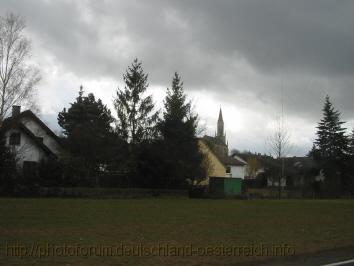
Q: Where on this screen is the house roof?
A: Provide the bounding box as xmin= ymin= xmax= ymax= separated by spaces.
xmin=200 ymin=136 xmax=246 ymax=167
xmin=202 ymin=135 xmax=227 ymax=147
xmin=218 ymin=154 xmax=247 ymax=166
xmin=3 ymin=110 xmax=61 ymax=145
xmin=1 ymin=110 xmax=62 ymax=146
xmin=19 ymin=122 xmax=57 ymax=158
xmin=233 ymin=152 xmax=319 ymax=175
xmin=1 ymin=110 xmax=62 ymax=158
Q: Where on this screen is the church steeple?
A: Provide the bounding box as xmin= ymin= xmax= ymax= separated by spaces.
xmin=217 ymin=108 xmax=226 ymax=144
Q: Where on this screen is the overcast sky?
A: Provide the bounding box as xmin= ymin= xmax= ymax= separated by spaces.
xmin=2 ymin=0 xmax=354 ymax=156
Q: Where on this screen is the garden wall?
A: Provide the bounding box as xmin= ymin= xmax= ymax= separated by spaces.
xmin=38 ymin=187 xmax=188 ymax=198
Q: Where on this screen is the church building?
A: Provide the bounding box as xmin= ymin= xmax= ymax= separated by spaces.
xmin=198 ymin=108 xmax=247 ymax=181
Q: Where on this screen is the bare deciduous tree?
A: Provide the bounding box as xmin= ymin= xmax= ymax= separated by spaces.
xmin=267 ymin=116 xmax=292 ymax=198
xmin=0 ymin=13 xmax=40 ymax=124
xmin=246 ymin=157 xmax=261 ymax=179
xmin=268 ymin=118 xmax=291 ymax=158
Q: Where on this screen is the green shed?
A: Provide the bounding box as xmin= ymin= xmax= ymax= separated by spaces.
xmin=209 ymin=177 xmax=242 ymax=197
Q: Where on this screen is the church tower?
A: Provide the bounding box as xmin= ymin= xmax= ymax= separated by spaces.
xmin=216 ymin=108 xmax=226 ymax=144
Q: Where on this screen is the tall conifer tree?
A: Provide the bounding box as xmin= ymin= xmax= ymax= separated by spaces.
xmin=158 ymin=72 xmax=203 ymax=187
xmin=114 ymin=59 xmax=158 ymax=144
xmin=348 ymin=129 xmax=354 ymax=156
xmin=312 ymin=95 xmax=349 ymax=194
xmin=314 ymin=95 xmax=348 ymax=160
xmin=58 ymin=86 xmax=116 ymax=180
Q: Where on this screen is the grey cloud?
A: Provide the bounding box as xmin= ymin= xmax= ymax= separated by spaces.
xmin=170 ymin=1 xmax=354 ymax=75
xmin=3 ymin=1 xmax=354 ymax=83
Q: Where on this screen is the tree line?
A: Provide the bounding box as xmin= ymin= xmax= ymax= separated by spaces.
xmin=0 ymin=59 xmax=206 ymax=193
xmin=52 ymin=59 xmax=205 ymax=189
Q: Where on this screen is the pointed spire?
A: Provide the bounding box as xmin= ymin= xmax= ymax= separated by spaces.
xmin=218 ymin=107 xmax=223 ymax=122
xmin=217 ymin=107 xmax=225 ymax=144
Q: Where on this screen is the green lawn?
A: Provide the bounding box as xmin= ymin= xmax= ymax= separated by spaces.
xmin=0 ymin=198 xmax=354 ymax=265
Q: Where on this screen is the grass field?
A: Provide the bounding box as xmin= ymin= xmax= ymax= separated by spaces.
xmin=0 ymin=198 xmax=354 ymax=265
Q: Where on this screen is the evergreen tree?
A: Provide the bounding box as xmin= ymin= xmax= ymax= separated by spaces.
xmin=158 ymin=72 xmax=203 ymax=187
xmin=58 ymin=86 xmax=118 ymax=182
xmin=113 ymin=59 xmax=159 ymax=187
xmin=114 ymin=59 xmax=158 ymax=144
xmin=349 ymin=129 xmax=354 ymax=156
xmin=58 ymin=86 xmax=113 ymax=138
xmin=314 ymin=95 xmax=349 ymax=160
xmin=311 ymin=95 xmax=349 ymax=194
xmin=160 ymin=72 xmax=197 ymax=140
xmin=345 ymin=129 xmax=354 ymax=193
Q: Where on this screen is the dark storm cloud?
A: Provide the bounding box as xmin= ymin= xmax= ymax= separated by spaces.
xmin=171 ymin=0 xmax=354 ymax=75
xmin=2 ymin=1 xmax=354 ymax=75
xmin=161 ymin=0 xmax=354 ymax=121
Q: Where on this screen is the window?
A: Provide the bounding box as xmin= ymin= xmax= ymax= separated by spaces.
xmin=226 ymin=166 xmax=231 ymax=174
xmin=9 ymin=133 xmax=21 ymax=145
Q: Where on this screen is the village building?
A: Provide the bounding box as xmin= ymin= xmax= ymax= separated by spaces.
xmin=198 ymin=108 xmax=247 ymax=182
xmin=1 ymin=106 xmax=63 ymax=171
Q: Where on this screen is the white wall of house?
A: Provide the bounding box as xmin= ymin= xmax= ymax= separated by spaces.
xmin=230 ymin=165 xmax=246 ymax=179
xmin=5 ymin=129 xmax=47 ymax=166
xmin=20 ymin=117 xmax=62 ymax=156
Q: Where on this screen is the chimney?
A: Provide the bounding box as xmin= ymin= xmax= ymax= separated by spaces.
xmin=12 ymin=105 xmax=21 ymax=117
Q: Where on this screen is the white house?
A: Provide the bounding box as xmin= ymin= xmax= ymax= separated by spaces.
xmin=1 ymin=106 xmax=63 ymax=170
xmin=229 ymin=154 xmax=247 ymax=178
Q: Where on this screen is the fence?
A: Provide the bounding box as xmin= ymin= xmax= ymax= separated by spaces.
xmin=37 ymin=187 xmax=188 ymax=198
